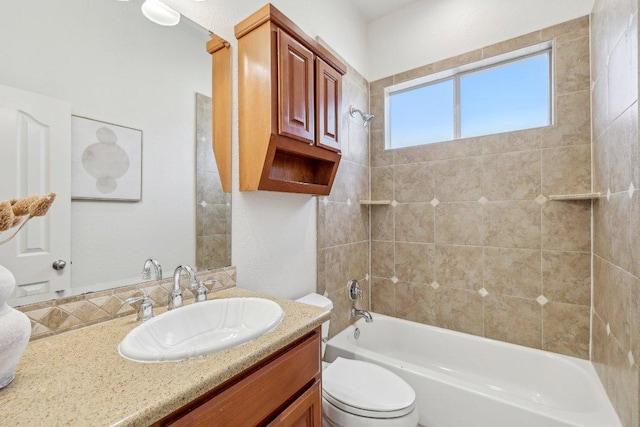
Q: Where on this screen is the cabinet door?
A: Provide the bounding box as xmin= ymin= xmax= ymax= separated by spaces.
xmin=278 ymin=29 xmax=315 ymax=144
xmin=267 ymin=381 xmax=322 ymax=427
xmin=315 ymin=58 xmax=342 ymax=152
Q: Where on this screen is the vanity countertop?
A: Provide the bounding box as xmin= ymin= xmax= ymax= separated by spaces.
xmin=0 ymin=287 xmax=330 ymax=426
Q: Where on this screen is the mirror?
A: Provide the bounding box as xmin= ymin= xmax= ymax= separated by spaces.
xmin=0 ymin=0 xmax=231 ymax=305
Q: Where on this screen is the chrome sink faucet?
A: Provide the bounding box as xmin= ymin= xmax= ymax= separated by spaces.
xmin=142 ymin=258 xmax=162 ymax=281
xmin=169 ymin=265 xmax=198 ymax=310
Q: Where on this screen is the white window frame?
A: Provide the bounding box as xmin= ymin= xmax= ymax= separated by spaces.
xmin=384 ymin=41 xmax=554 ymax=149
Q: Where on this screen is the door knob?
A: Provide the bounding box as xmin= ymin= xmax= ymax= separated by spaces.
xmin=52 ymin=260 xmax=67 ymax=271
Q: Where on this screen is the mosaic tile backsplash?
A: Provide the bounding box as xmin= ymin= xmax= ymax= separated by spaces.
xmin=17 ymin=266 xmax=236 ymax=341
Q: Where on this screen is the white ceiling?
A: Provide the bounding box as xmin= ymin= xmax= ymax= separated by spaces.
xmin=349 ymin=0 xmax=422 ymax=22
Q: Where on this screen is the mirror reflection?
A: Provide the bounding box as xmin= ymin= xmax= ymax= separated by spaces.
xmin=0 ymin=0 xmax=231 ymax=306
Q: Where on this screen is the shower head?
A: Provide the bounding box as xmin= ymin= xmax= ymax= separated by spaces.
xmin=349 ymin=105 xmax=375 ymax=127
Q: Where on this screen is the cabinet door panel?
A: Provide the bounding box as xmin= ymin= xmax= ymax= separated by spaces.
xmin=267 ymin=381 xmax=322 ymax=427
xmin=167 ymin=333 xmax=320 ymax=427
xmin=315 ymin=59 xmax=341 ymax=152
xmin=278 ymin=29 xmax=315 ymax=144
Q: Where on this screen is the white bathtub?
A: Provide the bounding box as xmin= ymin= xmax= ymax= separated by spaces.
xmin=324 ymin=314 xmax=621 ymax=427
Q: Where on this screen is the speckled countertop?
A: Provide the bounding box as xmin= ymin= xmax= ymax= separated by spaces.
xmin=0 ymin=288 xmax=329 ymax=426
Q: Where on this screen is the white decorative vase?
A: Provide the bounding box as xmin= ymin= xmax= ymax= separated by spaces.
xmin=0 ymin=264 xmax=31 ymax=389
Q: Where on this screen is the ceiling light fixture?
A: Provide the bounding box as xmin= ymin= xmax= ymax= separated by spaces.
xmin=141 ymin=0 xmax=180 ymax=26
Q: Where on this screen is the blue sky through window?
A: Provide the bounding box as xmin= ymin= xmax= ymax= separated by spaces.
xmin=387 ymin=50 xmax=551 ymax=148
xmin=389 ymin=79 xmax=454 ymax=147
xmin=460 ymin=53 xmax=550 ymax=138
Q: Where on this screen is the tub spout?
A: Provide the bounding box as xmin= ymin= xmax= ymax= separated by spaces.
xmin=351 ymin=308 xmax=373 ymax=323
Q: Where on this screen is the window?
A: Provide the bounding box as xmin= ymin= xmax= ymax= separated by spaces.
xmin=386 ymin=43 xmax=552 ymax=149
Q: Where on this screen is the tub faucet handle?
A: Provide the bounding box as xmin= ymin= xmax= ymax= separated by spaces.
xmin=348 ymin=279 xmax=362 ymax=301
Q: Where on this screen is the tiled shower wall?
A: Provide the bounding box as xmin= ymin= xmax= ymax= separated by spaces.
xmin=317 ymin=63 xmax=370 ymax=338
xmin=196 ymin=93 xmax=231 ymax=269
xmin=591 ymin=0 xmax=640 ymax=425
xmin=368 ymin=17 xmax=592 ymax=358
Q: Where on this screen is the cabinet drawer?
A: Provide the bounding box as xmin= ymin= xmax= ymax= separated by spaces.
xmin=267 ymin=380 xmax=322 ymax=427
xmin=168 ymin=332 xmax=320 ymax=426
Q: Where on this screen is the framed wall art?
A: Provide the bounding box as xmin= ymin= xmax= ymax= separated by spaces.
xmin=71 ymin=116 xmax=142 ymax=201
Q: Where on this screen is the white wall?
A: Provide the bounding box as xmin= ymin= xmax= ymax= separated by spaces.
xmin=164 ymin=0 xmax=369 ymax=299
xmin=366 ymin=0 xmax=594 ymax=81
xmin=0 ymin=0 xmax=211 ymax=293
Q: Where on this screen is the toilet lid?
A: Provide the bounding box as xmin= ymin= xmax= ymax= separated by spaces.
xmin=323 ymin=358 xmax=416 ymax=419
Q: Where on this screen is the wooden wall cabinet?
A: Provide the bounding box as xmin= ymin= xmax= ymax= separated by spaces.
xmin=153 ymin=329 xmax=322 ymax=427
xmin=206 ymin=34 xmax=232 ymax=194
xmin=235 ymin=4 xmax=346 ymax=195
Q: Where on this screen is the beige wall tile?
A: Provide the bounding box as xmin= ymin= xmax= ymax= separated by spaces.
xmin=484 ymin=247 xmax=541 ymax=298
xmin=371 ymin=277 xmax=395 ymax=316
xmin=607 ymin=105 xmax=638 ymax=194
xmin=371 ymin=166 xmax=394 ymax=201
xmin=540 ymin=16 xmax=589 ymax=44
xmin=371 ymin=205 xmax=394 ymax=241
xmin=541 ymin=200 xmax=591 ymax=252
xmin=630 ymin=192 xmax=640 ymax=278
xmin=324 ymin=202 xmax=350 ymax=247
xmin=543 ymin=302 xmax=590 ymax=359
xmin=631 ymin=283 xmax=640 ymax=373
xmin=348 ymin=204 xmax=369 ymax=243
xmin=542 ymin=251 xmax=591 ymax=306
xmin=593 ymin=131 xmax=609 ymax=194
xmin=327 ymin=285 xmax=352 ymax=339
xmin=325 ymin=245 xmax=349 ymax=293
xmin=483 ymin=151 xmax=541 ymax=200
xmin=435 ymin=202 xmax=484 ymax=245
xmin=544 ymin=90 xmax=591 ymax=148
xmin=393 ymin=64 xmax=434 ymax=84
xmin=480 ymin=128 xmax=542 ymax=155
xmin=371 ymin=241 xmax=394 ymax=278
xmin=395 ymin=242 xmax=435 ymax=284
xmin=485 ymin=295 xmax=542 ymax=348
xmin=608 ymin=22 xmax=638 ymax=123
xmin=395 ymin=281 xmax=436 ymax=324
xmin=605 ymin=335 xmax=638 ymax=427
xmin=369 ymin=92 xmax=384 ymax=132
xmin=395 ymin=203 xmax=434 ymax=243
xmin=593 ymin=199 xmax=611 ymax=259
xmin=371 ymin=129 xmax=394 ymax=167
xmin=432 ymin=49 xmax=483 ymax=73
xmin=435 ymin=287 xmax=484 ymax=336
xmin=607 ymin=192 xmax=633 ymax=272
xmin=482 ymin=31 xmax=541 ymax=58
xmin=395 ymin=162 xmax=434 ymax=203
xmin=484 ymin=201 xmax=541 ymax=248
xmin=317 ymin=248 xmax=326 ymax=295
xmin=435 ymin=245 xmax=483 ymax=290
xmin=434 ymin=157 xmax=484 ymax=202
xmin=555 ymin=36 xmax=591 ymax=95
xmin=592 ymin=71 xmax=609 ymax=140
xmin=591 ymin=311 xmax=609 ymax=378
xmin=541 ymin=144 xmax=591 ymax=196
xmin=370 ymin=76 xmax=393 ymax=96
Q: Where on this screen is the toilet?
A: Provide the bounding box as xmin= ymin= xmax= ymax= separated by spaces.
xmin=296 ymin=293 xmax=419 ymax=427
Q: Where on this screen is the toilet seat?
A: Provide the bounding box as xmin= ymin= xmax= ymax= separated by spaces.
xmin=322 ymin=358 xmax=416 ymax=419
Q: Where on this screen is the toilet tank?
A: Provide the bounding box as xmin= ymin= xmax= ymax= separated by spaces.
xmin=296 ymin=293 xmax=332 ymax=357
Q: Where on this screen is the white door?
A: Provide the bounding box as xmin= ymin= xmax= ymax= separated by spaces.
xmin=0 ymin=84 xmax=71 ymax=305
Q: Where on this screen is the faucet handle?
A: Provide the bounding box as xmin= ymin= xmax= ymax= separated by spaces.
xmin=195 ymin=282 xmax=208 ymax=303
xmin=347 ymin=279 xmax=362 ymax=301
xmin=122 ymin=295 xmax=154 ymax=321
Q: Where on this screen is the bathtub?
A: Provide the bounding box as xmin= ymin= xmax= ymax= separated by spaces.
xmin=324 ymin=313 xmax=621 ymax=427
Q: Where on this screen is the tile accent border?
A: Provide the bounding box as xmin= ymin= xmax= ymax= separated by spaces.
xmin=17 ymin=266 xmax=237 ymax=341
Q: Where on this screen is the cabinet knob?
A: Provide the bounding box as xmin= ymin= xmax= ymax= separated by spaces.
xmin=52 ymin=260 xmax=67 ymax=271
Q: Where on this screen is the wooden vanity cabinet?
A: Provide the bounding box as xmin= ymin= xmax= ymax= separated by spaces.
xmin=235 ymin=4 xmax=346 ymax=195
xmin=154 ymin=329 xmax=322 ymax=427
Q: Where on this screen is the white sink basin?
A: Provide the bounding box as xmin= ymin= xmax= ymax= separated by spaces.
xmin=118 ymin=297 xmax=284 ymax=362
